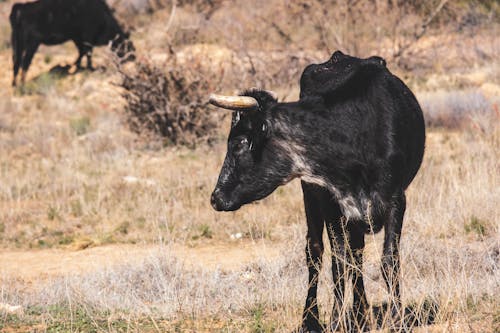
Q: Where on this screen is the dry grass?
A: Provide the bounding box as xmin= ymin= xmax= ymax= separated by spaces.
xmin=418 ymin=88 xmax=499 ymax=129
xmin=0 ymin=70 xmax=498 ymax=331
xmin=0 ymin=0 xmax=499 ymax=331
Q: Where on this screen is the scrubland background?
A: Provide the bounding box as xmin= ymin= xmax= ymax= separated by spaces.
xmin=0 ymin=0 xmax=499 ymax=332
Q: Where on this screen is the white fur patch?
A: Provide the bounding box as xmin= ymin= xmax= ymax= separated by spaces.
xmin=338 ymin=195 xmax=363 ymax=220
xmin=233 ymin=112 xmax=241 ymax=126
xmin=274 ymin=139 xmax=366 ymax=220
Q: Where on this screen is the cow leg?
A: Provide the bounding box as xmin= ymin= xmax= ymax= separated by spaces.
xmin=300 ymin=182 xmax=325 ymax=333
xmin=326 ymin=217 xmax=368 ymax=332
xmin=74 ymin=42 xmax=85 ymax=69
xmin=381 ymin=191 xmax=405 ymax=329
xmin=74 ymin=41 xmax=93 ymax=70
xmin=350 ymin=225 xmax=369 ymax=331
xmin=323 ymin=204 xmax=345 ymax=331
xmin=20 ymin=42 xmax=39 ymax=85
xmin=85 ymin=47 xmax=94 ymax=70
xmin=11 ymin=31 xmax=22 ymax=86
xmin=13 ymin=55 xmax=21 ymax=87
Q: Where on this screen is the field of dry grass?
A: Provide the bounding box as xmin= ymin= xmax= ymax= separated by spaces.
xmin=0 ymin=0 xmax=499 ymax=332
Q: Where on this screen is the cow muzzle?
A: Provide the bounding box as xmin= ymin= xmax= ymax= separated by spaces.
xmin=210 ymin=188 xmax=240 ymax=212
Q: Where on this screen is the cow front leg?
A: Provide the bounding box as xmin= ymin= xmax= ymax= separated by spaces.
xmin=20 ymin=42 xmax=39 ymax=85
xmin=74 ymin=41 xmax=93 ymax=70
xmin=302 ymin=234 xmax=324 ymax=333
xmin=12 ymin=46 xmax=21 ymax=87
xmin=12 ymin=61 xmax=20 ymax=87
xmin=322 ymin=200 xmax=353 ymax=332
xmin=327 ymin=219 xmax=368 ymax=332
xmin=300 ymin=182 xmax=325 ymax=333
xmin=381 ymin=192 xmax=406 ymax=329
xmin=11 ymin=24 xmax=23 ymax=86
xmin=74 ymin=51 xmax=84 ymax=69
xmin=73 ymin=41 xmax=85 ymax=69
xmin=327 ymin=221 xmax=347 ymax=332
xmin=86 ymin=48 xmax=94 ymax=70
xmin=350 ymin=226 xmax=369 ymax=332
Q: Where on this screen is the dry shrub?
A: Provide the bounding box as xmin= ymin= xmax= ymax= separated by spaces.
xmin=109 ymin=0 xmax=222 ymax=20
xmin=175 ymin=0 xmax=223 ymax=19
xmin=419 ymin=89 xmax=498 ymax=129
xmin=173 ymin=44 xmax=322 ymax=99
xmin=113 ymin=52 xmax=225 ymax=147
xmin=162 ymin=0 xmax=498 ymax=74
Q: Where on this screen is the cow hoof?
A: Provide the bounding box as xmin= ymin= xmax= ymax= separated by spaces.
xmin=329 ymin=314 xmax=370 ymax=332
xmin=385 ymin=307 xmax=406 ymax=332
xmin=293 ymin=326 xmax=323 ymax=333
xmin=295 ymin=325 xmax=323 ymax=333
xmin=329 ymin=319 xmax=340 ymax=332
xmin=386 ymin=320 xmax=406 ymax=333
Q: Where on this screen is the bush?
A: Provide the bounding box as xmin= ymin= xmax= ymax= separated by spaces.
xmin=419 ymin=89 xmax=496 ymax=129
xmin=69 ymin=116 xmax=91 ymax=136
xmin=113 ymin=52 xmax=225 ymax=147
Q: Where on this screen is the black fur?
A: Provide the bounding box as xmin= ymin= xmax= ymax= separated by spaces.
xmin=9 ymin=0 xmax=135 ymax=86
xmin=211 ymin=51 xmax=425 ymax=332
xmin=300 ymin=50 xmax=386 ymax=101
xmin=240 ymin=88 xmax=278 ymax=112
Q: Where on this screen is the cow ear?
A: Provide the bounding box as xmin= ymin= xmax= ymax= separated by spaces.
xmin=240 ymin=89 xmax=278 ymax=112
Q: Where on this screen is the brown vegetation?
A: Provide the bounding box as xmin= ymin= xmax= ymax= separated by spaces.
xmin=0 ymin=0 xmax=498 ymax=331
xmin=113 ymin=51 xmax=225 ymax=146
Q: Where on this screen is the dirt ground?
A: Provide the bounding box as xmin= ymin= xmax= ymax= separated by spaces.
xmin=0 ymin=242 xmax=281 ymax=283
xmin=0 ymin=2 xmax=498 ymax=331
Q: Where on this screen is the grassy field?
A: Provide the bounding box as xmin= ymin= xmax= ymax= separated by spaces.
xmin=0 ymin=1 xmax=499 ymax=332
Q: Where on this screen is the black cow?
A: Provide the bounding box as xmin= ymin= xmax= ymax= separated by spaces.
xmin=9 ymin=0 xmax=135 ymax=86
xmin=209 ymin=51 xmax=425 ymax=332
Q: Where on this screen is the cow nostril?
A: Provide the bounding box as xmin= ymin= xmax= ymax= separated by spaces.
xmin=210 ymin=190 xmax=220 ymax=210
xmin=210 ymin=188 xmax=236 ymax=211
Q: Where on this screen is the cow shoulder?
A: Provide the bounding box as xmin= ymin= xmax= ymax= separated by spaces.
xmin=299 ymin=51 xmax=388 ymax=101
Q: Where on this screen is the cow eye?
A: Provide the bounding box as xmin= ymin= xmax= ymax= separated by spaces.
xmin=233 ymin=137 xmax=249 ymax=154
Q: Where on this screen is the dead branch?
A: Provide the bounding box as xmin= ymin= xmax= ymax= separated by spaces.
xmin=392 ymin=0 xmax=449 ymax=60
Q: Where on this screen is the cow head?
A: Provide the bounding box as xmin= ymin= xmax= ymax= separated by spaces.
xmin=209 ymin=90 xmax=295 ymax=211
xmin=111 ymin=32 xmax=136 ymax=62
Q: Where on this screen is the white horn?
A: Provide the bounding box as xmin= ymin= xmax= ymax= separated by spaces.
xmin=208 ymin=94 xmax=259 ymax=111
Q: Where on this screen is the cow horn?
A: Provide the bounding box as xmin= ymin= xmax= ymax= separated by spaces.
xmin=208 ymin=94 xmax=259 ymax=111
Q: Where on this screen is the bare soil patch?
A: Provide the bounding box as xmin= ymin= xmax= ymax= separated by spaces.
xmin=0 ymin=241 xmax=281 ymax=283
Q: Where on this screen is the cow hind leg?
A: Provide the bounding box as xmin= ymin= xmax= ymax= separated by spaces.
xmin=381 ymin=191 xmax=406 ymax=329
xmin=300 ymin=182 xmax=325 ymax=333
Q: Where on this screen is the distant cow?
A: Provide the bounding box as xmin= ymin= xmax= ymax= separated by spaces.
xmin=209 ymin=51 xmax=425 ymax=332
xmin=9 ymin=0 xmax=135 ymax=86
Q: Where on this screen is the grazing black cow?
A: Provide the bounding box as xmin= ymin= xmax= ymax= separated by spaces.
xmin=209 ymin=51 xmax=425 ymax=332
xmin=9 ymin=0 xmax=135 ymax=86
